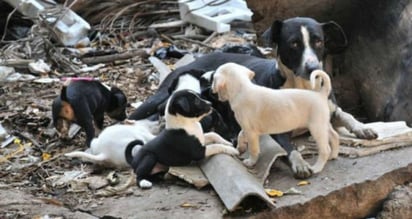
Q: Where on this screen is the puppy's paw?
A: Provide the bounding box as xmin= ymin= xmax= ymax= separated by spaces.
xmin=352 ymin=126 xmax=378 ymax=139
xmin=138 ymin=179 xmax=152 ymax=189
xmin=243 ymin=157 xmax=257 ymax=168
xmin=289 ymin=151 xmax=313 ymax=179
xmin=224 ymin=146 xmax=240 ymax=156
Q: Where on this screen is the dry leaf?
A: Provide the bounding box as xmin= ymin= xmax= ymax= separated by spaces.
xmin=42 ymin=152 xmax=52 ymax=161
xmin=297 ymin=181 xmax=311 ymax=186
xmin=181 ymin=202 xmax=197 ymax=208
xmin=264 ymin=189 xmax=284 ymax=197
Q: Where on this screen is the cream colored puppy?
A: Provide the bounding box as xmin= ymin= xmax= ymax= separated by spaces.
xmin=212 ymin=63 xmax=339 ymax=174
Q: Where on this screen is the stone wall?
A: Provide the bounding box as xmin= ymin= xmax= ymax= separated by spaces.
xmin=246 ymin=0 xmax=412 ymax=125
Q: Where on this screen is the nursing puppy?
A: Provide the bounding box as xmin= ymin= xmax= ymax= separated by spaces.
xmin=212 ymin=63 xmax=339 ymax=174
xmin=126 ymin=89 xmax=239 ymax=189
xmin=65 ymin=119 xmax=158 ymax=168
xmin=52 ymin=80 xmax=128 ymax=146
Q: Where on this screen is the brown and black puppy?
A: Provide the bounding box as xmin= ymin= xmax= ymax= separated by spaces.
xmin=52 ymin=80 xmax=128 ymax=146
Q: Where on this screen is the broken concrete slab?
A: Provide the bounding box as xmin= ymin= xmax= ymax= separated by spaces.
xmin=201 ymin=135 xmax=286 ymax=211
xmin=1 ymin=146 xmax=412 ymax=218
xmin=256 ymin=146 xmax=412 ymax=218
xmin=169 ymin=165 xmax=209 ymax=189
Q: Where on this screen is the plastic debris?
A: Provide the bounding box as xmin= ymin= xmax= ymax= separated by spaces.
xmin=28 ymin=59 xmax=51 ymax=75
xmin=179 ymin=0 xmax=253 ymax=33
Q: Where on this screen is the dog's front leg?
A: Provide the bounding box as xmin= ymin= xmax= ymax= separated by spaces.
xmin=204 ymin=132 xmax=232 ymax=146
xmin=204 ymin=144 xmax=239 ymax=157
xmin=236 ymin=130 xmax=248 ymax=154
xmin=243 ymin=133 xmax=260 ymax=168
xmin=332 ymin=107 xmax=378 ymax=139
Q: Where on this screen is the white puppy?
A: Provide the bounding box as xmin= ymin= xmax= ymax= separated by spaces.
xmin=65 ymin=119 xmax=158 ymax=168
xmin=212 ymin=63 xmax=339 ymax=174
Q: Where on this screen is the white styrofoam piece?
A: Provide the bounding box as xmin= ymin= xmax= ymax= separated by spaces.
xmin=179 ymin=0 xmax=253 ymax=33
xmin=4 ymin=0 xmax=90 ymax=46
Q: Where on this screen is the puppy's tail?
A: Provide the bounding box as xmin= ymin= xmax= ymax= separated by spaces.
xmin=65 ymin=151 xmax=106 ymax=163
xmin=310 ymin=70 xmax=332 ymax=98
xmin=125 ymin=139 xmax=145 ymax=166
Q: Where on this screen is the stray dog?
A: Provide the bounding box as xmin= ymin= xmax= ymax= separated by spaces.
xmin=52 ymin=80 xmax=128 ymax=146
xmin=65 ymin=119 xmax=158 ymax=168
xmin=128 ymin=17 xmax=377 ymax=179
xmin=126 ymin=89 xmax=239 ymax=189
xmin=212 ymin=63 xmax=339 ymax=173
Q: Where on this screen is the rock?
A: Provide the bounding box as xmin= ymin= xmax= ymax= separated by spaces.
xmin=376 ymin=183 xmax=412 ymax=219
xmin=246 ymin=0 xmax=412 ymax=125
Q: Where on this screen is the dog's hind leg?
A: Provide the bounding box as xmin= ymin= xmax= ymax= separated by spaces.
xmin=65 ymin=151 xmax=106 ymax=164
xmin=309 ymin=126 xmax=331 ymax=174
xmin=133 ymin=153 xmax=157 ymax=189
xmin=204 ymin=144 xmax=239 ymax=157
xmin=328 ymin=125 xmax=340 ymax=160
xmin=204 ymin=132 xmax=232 ymax=146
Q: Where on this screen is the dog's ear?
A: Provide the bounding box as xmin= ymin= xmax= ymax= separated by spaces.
xmin=322 ymin=21 xmax=348 ymax=54
xmin=212 ymin=76 xmax=226 ymax=94
xmin=261 ymin=20 xmax=283 ymax=47
xmin=110 ymin=86 xmax=127 ymax=106
xmin=175 ymin=97 xmax=191 ymax=114
xmin=247 ymin=70 xmax=255 ymax=79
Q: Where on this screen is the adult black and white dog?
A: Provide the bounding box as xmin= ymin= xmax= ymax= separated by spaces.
xmin=129 ymin=17 xmax=378 ymax=179
xmin=126 ymin=89 xmax=238 ymax=189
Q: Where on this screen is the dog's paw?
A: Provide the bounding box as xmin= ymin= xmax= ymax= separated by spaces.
xmin=138 ymin=179 xmax=152 ymax=189
xmin=289 ymin=151 xmax=313 ymax=179
xmin=243 ymin=157 xmax=257 ymax=168
xmin=224 ymin=146 xmax=240 ymax=156
xmin=352 ymin=126 xmax=378 ymax=139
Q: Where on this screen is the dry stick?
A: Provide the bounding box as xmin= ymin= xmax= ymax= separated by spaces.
xmin=176 ymin=37 xmax=215 ymax=49
xmin=160 ymin=34 xmax=176 ymax=45
xmin=203 ymin=31 xmax=218 ymax=44
xmin=81 ymin=49 xmax=149 ymax=65
xmin=0 ymin=59 xmax=35 ymax=68
xmin=0 ymin=4 xmax=19 ymax=43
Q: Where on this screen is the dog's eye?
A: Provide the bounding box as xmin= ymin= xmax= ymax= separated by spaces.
xmin=291 ymin=41 xmax=299 ymax=49
xmin=314 ymin=39 xmax=323 ymax=48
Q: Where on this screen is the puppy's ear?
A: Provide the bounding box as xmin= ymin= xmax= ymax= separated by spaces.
xmin=322 ymin=21 xmax=348 ymax=54
xmin=110 ymin=86 xmax=127 ymax=106
xmin=247 ymin=70 xmax=255 ymax=79
xmin=212 ymin=76 xmax=226 ymax=94
xmin=176 ymin=97 xmax=190 ymax=114
xmin=260 ymin=20 xmax=283 ymax=47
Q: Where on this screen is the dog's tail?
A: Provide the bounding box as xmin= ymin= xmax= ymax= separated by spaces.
xmin=310 ymin=70 xmax=332 ymax=97
xmin=65 ymin=151 xmax=106 ymax=163
xmin=125 ymin=139 xmax=145 ymax=166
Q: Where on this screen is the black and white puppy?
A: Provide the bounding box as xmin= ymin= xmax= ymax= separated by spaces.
xmin=52 ymin=80 xmax=128 ymax=146
xmin=128 ymin=17 xmax=378 ymax=179
xmin=126 ymin=90 xmax=238 ymax=189
xmin=65 ymin=119 xmax=158 ymax=168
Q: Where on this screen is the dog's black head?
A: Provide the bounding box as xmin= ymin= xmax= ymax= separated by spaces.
xmin=262 ymin=17 xmax=347 ymax=79
xmin=107 ymin=86 xmax=128 ymax=121
xmin=167 ymin=89 xmax=212 ymax=119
